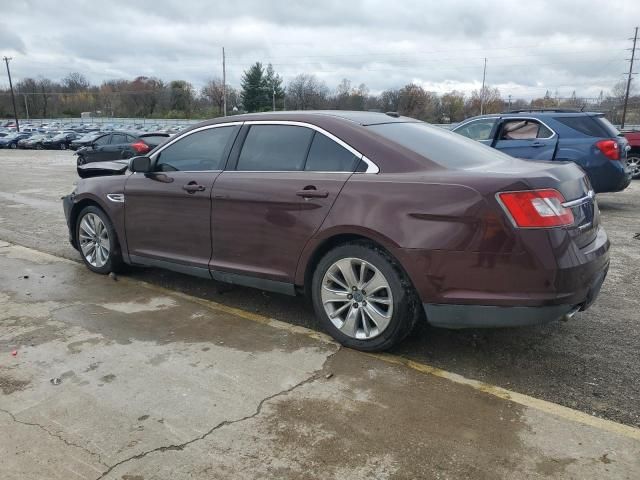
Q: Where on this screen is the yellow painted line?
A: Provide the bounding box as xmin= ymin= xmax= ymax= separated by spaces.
xmin=128 ymin=276 xmax=640 ymax=442
xmin=5 ymin=242 xmax=640 ymax=441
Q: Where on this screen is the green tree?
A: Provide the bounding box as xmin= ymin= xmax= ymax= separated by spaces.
xmin=264 ymin=63 xmax=284 ymax=110
xmin=241 ymin=62 xmax=269 ymax=112
xmin=169 ymin=80 xmax=194 ymax=116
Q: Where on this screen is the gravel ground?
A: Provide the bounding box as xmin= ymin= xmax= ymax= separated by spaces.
xmin=0 ymin=148 xmax=638 ymax=427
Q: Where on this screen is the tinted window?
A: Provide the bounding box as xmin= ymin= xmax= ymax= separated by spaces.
xmin=111 ymin=134 xmax=128 ymax=144
xmin=94 ymin=134 xmax=110 ymax=146
xmin=368 ymin=122 xmax=510 ymax=169
xmin=305 ymin=133 xmax=359 ymax=172
xmin=499 ymin=120 xmax=553 ymax=140
xmin=454 ymin=118 xmax=497 ymax=141
xmin=156 ymin=126 xmax=236 ymax=171
xmin=237 ymin=125 xmax=314 ymax=171
xmin=554 ymin=116 xmax=612 ymax=137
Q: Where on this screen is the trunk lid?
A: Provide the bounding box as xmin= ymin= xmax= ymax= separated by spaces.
xmin=469 ymin=159 xmax=598 ymax=248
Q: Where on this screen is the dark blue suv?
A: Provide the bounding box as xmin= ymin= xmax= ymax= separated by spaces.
xmin=452 ymin=110 xmax=631 ymax=193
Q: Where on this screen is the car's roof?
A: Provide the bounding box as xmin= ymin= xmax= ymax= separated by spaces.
xmin=208 ymin=110 xmax=418 ymax=126
xmin=461 ymin=111 xmax=603 ymax=123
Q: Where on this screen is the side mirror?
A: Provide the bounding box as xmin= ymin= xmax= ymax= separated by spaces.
xmin=129 ymin=156 xmax=152 ymax=173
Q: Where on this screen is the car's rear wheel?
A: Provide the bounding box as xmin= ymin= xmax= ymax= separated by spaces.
xmin=628 ymin=152 xmax=640 ymax=179
xmin=9 ymin=143 xmax=16 ymax=149
xmin=311 ymin=242 xmax=420 ymax=351
xmin=75 ymin=206 xmax=124 ymax=274
xmin=60 ymin=143 xmax=67 ymax=150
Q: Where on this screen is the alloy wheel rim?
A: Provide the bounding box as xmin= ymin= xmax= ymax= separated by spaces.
xmin=627 ymin=156 xmax=640 ymax=177
xmin=321 ymin=257 xmax=393 ymax=340
xmin=79 ymin=213 xmax=110 ymax=268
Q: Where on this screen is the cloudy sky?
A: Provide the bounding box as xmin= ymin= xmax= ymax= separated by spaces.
xmin=0 ymin=0 xmax=638 ymax=99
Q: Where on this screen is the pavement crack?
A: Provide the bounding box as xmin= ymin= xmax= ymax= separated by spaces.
xmin=0 ymin=407 xmax=108 ymax=468
xmin=94 ymin=345 xmax=342 ymax=479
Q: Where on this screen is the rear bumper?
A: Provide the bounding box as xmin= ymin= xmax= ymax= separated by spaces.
xmin=424 ymin=264 xmax=608 ymax=328
xmin=586 ymin=161 xmax=631 ymax=193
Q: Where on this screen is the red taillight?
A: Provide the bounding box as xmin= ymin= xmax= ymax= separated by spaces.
xmin=131 ymin=141 xmax=150 ymax=154
xmin=595 ymin=139 xmax=619 ymax=160
xmin=498 ymin=189 xmax=574 ymax=228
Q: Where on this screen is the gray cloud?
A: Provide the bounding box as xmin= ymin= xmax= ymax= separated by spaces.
xmin=0 ymin=0 xmax=637 ymax=99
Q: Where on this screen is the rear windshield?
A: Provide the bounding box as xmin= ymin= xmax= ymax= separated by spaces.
xmin=554 ymin=115 xmax=618 ymax=138
xmin=367 ymin=122 xmax=508 ymax=169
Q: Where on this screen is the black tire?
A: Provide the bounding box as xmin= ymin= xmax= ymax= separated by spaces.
xmin=60 ymin=143 xmax=67 ymax=150
xmin=77 ymin=155 xmax=86 ymax=166
xmin=75 ymin=205 xmax=124 ymax=274
xmin=311 ymin=242 xmax=421 ymax=351
xmin=9 ymin=143 xmax=17 ymax=149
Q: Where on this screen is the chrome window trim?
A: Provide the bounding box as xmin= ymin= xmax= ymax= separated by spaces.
xmin=496 ymin=116 xmax=557 ymax=140
xmin=148 ymin=119 xmax=380 ymax=174
xmin=242 ymin=120 xmax=379 ymax=173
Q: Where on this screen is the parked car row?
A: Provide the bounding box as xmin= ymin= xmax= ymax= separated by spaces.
xmin=0 ymin=128 xmax=172 ymax=156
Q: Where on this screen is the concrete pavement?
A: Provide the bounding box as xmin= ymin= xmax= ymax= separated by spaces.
xmin=1 ymin=242 xmax=639 ymax=479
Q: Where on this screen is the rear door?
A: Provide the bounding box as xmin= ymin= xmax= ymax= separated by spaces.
xmin=211 ymin=122 xmax=360 ymax=286
xmin=493 ymin=118 xmax=557 ymax=160
xmin=99 ymin=133 xmax=131 ymax=160
xmin=124 ymin=124 xmax=240 ymax=270
xmin=85 ymin=134 xmax=112 ymax=161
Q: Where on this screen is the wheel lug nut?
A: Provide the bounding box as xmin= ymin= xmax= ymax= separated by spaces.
xmin=352 ymin=286 xmax=357 ymax=291
xmin=353 ymin=303 xmax=359 ymax=308
xmin=347 ymin=294 xmax=353 ymax=299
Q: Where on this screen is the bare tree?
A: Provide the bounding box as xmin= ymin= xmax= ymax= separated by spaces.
xmin=287 ymin=74 xmax=329 ymax=110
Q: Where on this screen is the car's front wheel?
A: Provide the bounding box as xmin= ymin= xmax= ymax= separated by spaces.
xmin=628 ymin=152 xmax=640 ymax=179
xmin=311 ymin=242 xmax=420 ymax=351
xmin=60 ymin=143 xmax=67 ymax=150
xmin=77 ymin=155 xmax=86 ymax=166
xmin=9 ymin=143 xmax=17 ymax=149
xmin=75 ymin=206 xmax=124 ymax=274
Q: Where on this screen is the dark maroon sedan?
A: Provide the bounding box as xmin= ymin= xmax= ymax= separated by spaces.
xmin=62 ymin=111 xmax=609 ymax=351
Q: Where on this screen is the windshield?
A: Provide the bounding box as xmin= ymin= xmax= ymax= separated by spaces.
xmin=367 ymin=122 xmax=510 ymax=169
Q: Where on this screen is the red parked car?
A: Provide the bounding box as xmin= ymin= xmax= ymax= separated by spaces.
xmin=623 ymin=130 xmax=640 ymax=178
xmin=62 ymin=111 xmax=609 ymax=351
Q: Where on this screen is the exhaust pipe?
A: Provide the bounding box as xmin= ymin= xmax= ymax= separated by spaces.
xmin=561 ymin=306 xmax=581 ymax=322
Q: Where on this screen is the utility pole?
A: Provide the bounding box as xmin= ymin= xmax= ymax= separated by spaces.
xmin=3 ymin=56 xmax=20 ymax=132
xmin=222 ymin=47 xmax=227 ymax=117
xmin=508 ymin=94 xmax=512 ymax=111
xmin=480 ymin=57 xmax=487 ymax=115
xmin=621 ymin=26 xmax=638 ymax=130
xmin=23 ymin=94 xmax=29 ymax=120
xmin=272 ymin=86 xmax=276 ymax=111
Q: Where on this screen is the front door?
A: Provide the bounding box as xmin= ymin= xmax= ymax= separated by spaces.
xmin=493 ymin=118 xmax=557 ymax=160
xmin=124 ymin=124 xmax=240 ymax=270
xmin=211 ymin=123 xmax=360 ymax=284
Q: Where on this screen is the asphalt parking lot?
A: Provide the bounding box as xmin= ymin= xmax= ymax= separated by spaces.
xmin=0 ymin=149 xmax=639 ymax=477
